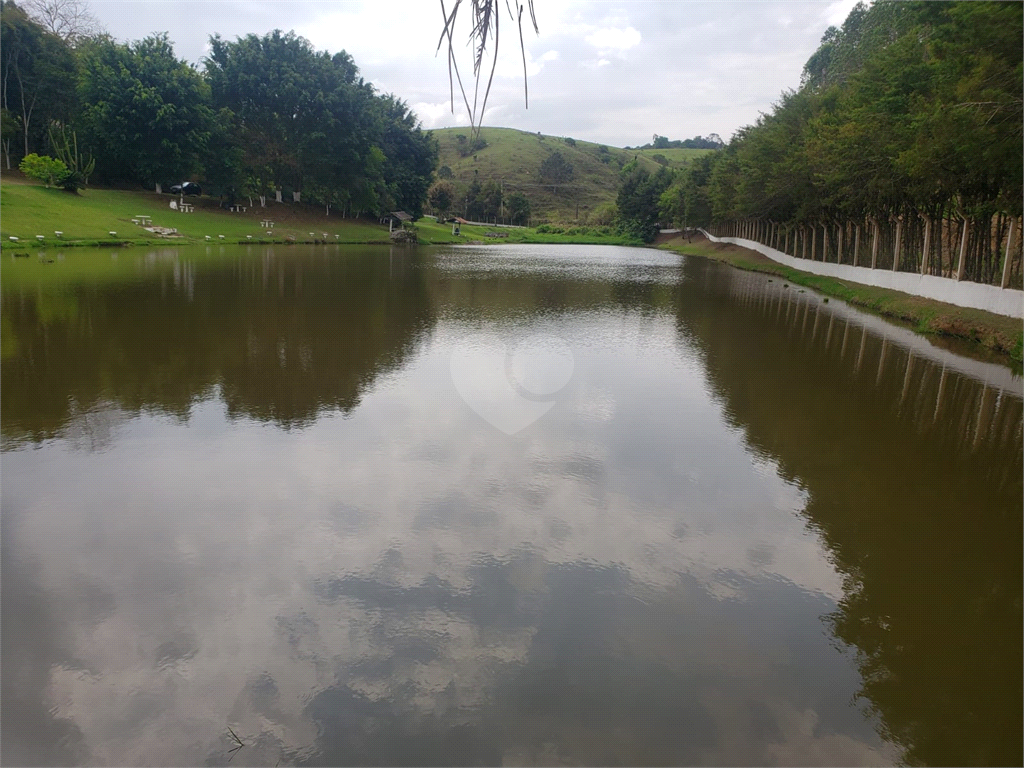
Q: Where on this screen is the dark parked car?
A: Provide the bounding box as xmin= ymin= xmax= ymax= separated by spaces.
xmin=169 ymin=182 xmax=202 ymax=196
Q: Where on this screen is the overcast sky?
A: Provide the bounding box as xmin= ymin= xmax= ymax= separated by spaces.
xmin=88 ymin=0 xmax=859 ymax=147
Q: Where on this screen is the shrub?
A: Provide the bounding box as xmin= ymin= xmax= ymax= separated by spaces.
xmin=19 ymin=154 xmax=70 ymax=188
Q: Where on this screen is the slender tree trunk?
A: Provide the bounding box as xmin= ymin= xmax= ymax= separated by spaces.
xmin=1002 ymin=217 xmax=1018 ymax=288
xmin=956 ymin=218 xmax=969 ymax=281
xmin=870 ymin=219 xmax=879 ymax=269
xmin=853 ymin=223 xmax=860 ymax=267
xmin=892 ymin=217 xmax=903 ymax=272
xmin=921 ymin=217 xmax=931 ymax=275
xmin=836 ymin=224 xmax=843 ymax=264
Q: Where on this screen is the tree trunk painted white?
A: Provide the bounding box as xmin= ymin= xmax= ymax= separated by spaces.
xmin=293 ymin=191 xmax=301 ymax=203
xmin=956 ymin=218 xmax=969 ymax=281
xmin=275 ymin=190 xmax=283 ymax=203
xmin=921 ymin=217 xmax=931 ymax=275
xmin=892 ymin=218 xmax=902 ymax=272
xmin=870 ymin=220 xmax=879 ymax=269
xmin=155 ymin=183 xmax=162 ymax=194
xmin=1001 ymin=217 xmax=1018 ymax=289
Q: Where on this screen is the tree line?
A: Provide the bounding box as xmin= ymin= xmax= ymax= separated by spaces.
xmin=0 ymin=1 xmax=438 ymax=217
xmin=635 ymin=134 xmax=724 ymax=151
xmin=650 ymin=1 xmax=1022 ymax=285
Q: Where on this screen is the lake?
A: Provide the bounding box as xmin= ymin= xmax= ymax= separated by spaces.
xmin=2 ymin=243 xmax=1021 ymax=766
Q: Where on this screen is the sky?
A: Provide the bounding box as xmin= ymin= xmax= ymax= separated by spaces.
xmin=88 ymin=0 xmax=861 ymax=147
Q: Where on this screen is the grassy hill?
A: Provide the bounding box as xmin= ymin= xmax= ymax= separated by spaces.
xmin=630 ymin=147 xmax=714 ymax=167
xmin=432 ymin=127 xmax=714 ymax=224
xmin=0 ymin=175 xmax=388 ymax=247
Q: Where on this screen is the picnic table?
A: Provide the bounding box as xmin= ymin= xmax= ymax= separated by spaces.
xmin=136 ymin=215 xmax=152 ymax=226
xmin=180 ymin=203 xmax=194 ymax=213
xmin=260 ymin=219 xmax=274 ymax=228
xmin=230 ymin=205 xmax=247 ymax=213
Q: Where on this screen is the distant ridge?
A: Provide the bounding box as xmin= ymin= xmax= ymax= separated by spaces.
xmin=431 ymin=126 xmax=712 ymax=223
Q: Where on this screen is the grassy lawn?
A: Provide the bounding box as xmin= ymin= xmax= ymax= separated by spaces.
xmin=661 ymin=236 xmax=1023 ymax=364
xmin=0 ymin=179 xmax=390 ymax=247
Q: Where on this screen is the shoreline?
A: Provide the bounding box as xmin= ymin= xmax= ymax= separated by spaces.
xmin=658 ymin=235 xmax=1023 ymax=367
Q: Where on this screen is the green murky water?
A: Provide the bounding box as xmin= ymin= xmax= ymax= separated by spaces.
xmin=2 ymin=244 xmax=1020 ymax=766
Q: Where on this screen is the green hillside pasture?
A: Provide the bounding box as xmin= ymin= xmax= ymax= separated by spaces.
xmin=433 ymin=127 xmax=665 ymax=224
xmin=632 ymin=147 xmax=714 ymax=168
xmin=0 ymin=182 xmax=389 ymax=248
xmin=413 ymin=217 xmax=642 ymax=246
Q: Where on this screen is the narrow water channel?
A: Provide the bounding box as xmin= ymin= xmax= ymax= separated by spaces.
xmin=2 ymin=244 xmax=1020 ymax=766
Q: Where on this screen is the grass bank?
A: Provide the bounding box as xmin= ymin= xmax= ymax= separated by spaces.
xmin=412 ymin=218 xmax=641 ymax=246
xmin=0 ymin=179 xmax=389 ymax=246
xmin=661 ymin=236 xmax=1023 ymax=364
xmin=0 ymin=177 xmax=638 ymax=249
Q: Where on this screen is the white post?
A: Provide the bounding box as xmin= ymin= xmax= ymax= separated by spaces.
xmin=1001 ymin=217 xmax=1018 ymax=288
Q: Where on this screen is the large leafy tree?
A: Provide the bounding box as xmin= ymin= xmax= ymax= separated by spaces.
xmin=205 ymin=31 xmax=436 ymax=217
xmin=77 ymin=33 xmax=213 ymax=186
xmin=0 ymin=0 xmax=77 ymax=159
xmin=539 ymin=150 xmax=573 ymax=190
xmin=373 ymin=94 xmax=438 ymax=218
xmin=616 ymin=162 xmax=672 ymax=242
xmin=206 ymin=32 xmax=373 ymax=207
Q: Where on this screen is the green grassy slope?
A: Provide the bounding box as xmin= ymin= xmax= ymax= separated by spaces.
xmin=0 ymin=174 xmax=639 ymax=249
xmin=631 ymin=147 xmax=714 ymax=167
xmin=0 ymin=177 xmax=389 ymax=246
xmin=433 ymin=127 xmax=696 ymax=224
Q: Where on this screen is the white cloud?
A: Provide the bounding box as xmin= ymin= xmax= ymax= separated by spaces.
xmin=584 ymin=25 xmax=642 ymax=55
xmin=87 ymin=1 xmax=858 ymax=147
